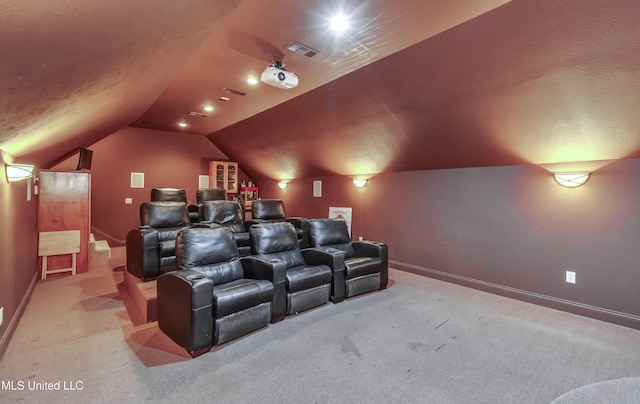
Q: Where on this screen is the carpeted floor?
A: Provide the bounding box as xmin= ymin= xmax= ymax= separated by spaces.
xmin=1 ymin=246 xmax=639 ymax=403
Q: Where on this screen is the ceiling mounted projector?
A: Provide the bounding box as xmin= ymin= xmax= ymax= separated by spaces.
xmin=261 ymin=62 xmax=299 ymax=89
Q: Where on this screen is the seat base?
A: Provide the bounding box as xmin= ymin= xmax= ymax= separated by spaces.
xmin=287 ymin=283 xmax=331 ymax=315
xmin=122 ymin=269 xmax=158 ymax=323
xmin=215 ymin=302 xmax=272 ymax=345
xmin=346 ymin=273 xmax=381 ymax=298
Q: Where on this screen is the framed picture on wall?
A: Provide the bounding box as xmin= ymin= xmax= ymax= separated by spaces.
xmin=328 ymin=207 xmax=352 ymax=236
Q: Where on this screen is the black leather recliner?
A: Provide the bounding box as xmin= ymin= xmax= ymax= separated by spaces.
xmin=195 ymin=188 xmax=227 ymax=204
xmin=200 ymin=200 xmax=251 ymax=256
xmin=157 ymin=226 xmax=274 ymax=357
xmin=126 ymin=201 xmax=191 ymax=280
xmin=242 ymin=222 xmax=333 ymax=322
xmin=308 ymin=218 xmax=388 ymax=302
xmin=195 ymin=188 xmax=227 ymax=221
xmin=151 ymin=187 xmax=199 ymax=223
xmin=247 ymin=199 xmax=310 ymax=248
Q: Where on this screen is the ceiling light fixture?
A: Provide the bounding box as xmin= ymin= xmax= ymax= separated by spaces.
xmin=330 ymin=13 xmax=350 ymax=32
xmin=178 ymin=122 xmax=188 ymax=128
xmin=247 ymin=76 xmax=259 ymax=85
xmin=203 ymin=106 xmax=214 ymax=112
xmin=553 ymin=172 xmax=590 ymax=188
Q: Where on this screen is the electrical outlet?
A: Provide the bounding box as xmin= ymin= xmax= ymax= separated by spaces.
xmin=125 ymin=198 xmax=132 ymax=204
xmin=358 ymin=236 xmax=363 ymax=241
xmin=565 ymin=270 xmax=576 ymax=284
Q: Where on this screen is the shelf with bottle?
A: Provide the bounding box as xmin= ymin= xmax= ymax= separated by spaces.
xmin=239 ymin=186 xmax=259 ymax=210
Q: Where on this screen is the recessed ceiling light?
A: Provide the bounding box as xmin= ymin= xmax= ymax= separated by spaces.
xmin=330 ymin=13 xmax=350 ymax=32
xmin=247 ymin=76 xmax=259 ymax=85
xmin=203 ymin=105 xmax=214 ymax=112
xmin=219 ymin=96 xmax=230 ymax=102
xmin=178 ymin=122 xmax=188 ymax=127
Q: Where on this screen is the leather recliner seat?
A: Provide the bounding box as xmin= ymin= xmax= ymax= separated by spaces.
xmin=126 ymin=201 xmax=191 ymax=280
xmin=246 ymin=199 xmax=310 ymax=248
xmin=151 ymin=187 xmax=199 ymax=223
xmin=308 ymin=218 xmax=388 ymax=302
xmin=242 ymin=222 xmax=333 ymax=321
xmin=200 ymin=200 xmax=251 ymax=256
xmin=157 ymin=226 xmax=274 ymax=357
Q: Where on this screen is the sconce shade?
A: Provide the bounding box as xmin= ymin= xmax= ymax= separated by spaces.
xmin=553 ymin=172 xmax=590 ymax=188
xmin=5 ymin=163 xmax=35 ymax=183
xmin=353 ymin=178 xmax=367 ymax=188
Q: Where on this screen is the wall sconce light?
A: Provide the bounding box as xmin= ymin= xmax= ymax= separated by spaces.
xmin=553 ymin=172 xmax=590 ymax=188
xmin=5 ymin=163 xmax=35 ymax=183
xmin=277 ymin=181 xmax=288 ymax=189
xmin=353 ymin=178 xmax=368 ymax=188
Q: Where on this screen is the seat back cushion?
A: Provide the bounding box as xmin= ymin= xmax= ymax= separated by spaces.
xmin=250 ymin=222 xmax=297 ymax=253
xmin=202 ymin=200 xmax=244 ymax=225
xmin=176 ymin=227 xmax=243 ymax=284
xmin=141 ymin=202 xmax=190 ymax=228
xmin=150 ymin=188 xmax=187 ymax=203
xmin=251 ymin=199 xmax=286 ymax=220
xmin=309 ymin=218 xmax=356 ymax=258
xmin=196 ymin=188 xmax=227 ymax=204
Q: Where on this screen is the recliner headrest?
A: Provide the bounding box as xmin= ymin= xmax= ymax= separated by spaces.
xmin=150 ymin=188 xmax=187 ymax=203
xmin=251 ymin=199 xmax=286 ymax=220
xmin=141 ymin=202 xmax=189 ymax=228
xmin=309 ymin=219 xmax=351 ymax=247
xmin=250 ymin=222 xmax=298 ymax=254
xmin=202 ymin=200 xmax=243 ymax=224
xmin=196 ymin=188 xmax=227 ymax=204
xmin=176 ymin=227 xmax=238 ymax=267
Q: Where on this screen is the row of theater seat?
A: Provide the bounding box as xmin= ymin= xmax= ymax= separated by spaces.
xmin=156 ymin=219 xmax=388 ymax=357
xmin=126 ymin=188 xmax=309 ymax=280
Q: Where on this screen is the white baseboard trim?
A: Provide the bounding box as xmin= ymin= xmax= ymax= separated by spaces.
xmin=0 ymin=271 xmax=38 ymax=359
xmin=390 ymin=260 xmax=640 ymax=329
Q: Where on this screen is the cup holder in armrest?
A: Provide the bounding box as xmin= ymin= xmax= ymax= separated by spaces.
xmin=186 ymin=274 xmax=206 ymax=281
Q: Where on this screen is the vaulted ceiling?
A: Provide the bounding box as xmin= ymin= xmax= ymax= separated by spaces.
xmin=2 ymin=0 xmax=639 ymax=180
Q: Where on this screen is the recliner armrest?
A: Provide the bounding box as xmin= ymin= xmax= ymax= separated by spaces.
xmin=126 ymin=226 xmax=160 ymax=280
xmin=158 ymin=269 xmax=214 ymax=309
xmin=240 ymin=256 xmax=288 ymax=321
xmin=353 ymin=241 xmax=388 ymax=289
xmin=301 ymin=247 xmax=346 ymax=303
xmin=353 ymin=241 xmax=387 ymax=259
xmin=157 ymin=270 xmax=214 ymax=357
xmin=286 ymin=216 xmax=309 ymax=231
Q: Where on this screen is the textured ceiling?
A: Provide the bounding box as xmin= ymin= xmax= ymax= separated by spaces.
xmin=2 ymin=0 xmax=639 ymax=180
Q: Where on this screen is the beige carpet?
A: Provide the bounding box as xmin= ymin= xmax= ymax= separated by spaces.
xmin=1 ymin=246 xmax=640 ymax=403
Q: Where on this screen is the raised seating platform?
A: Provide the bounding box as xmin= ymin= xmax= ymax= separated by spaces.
xmin=122 ymin=269 xmax=157 ymax=323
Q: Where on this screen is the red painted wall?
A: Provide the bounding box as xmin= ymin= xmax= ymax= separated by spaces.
xmin=63 ymin=127 xmax=248 ymax=245
xmin=259 ymin=158 xmax=640 ymax=328
xmin=0 ymin=155 xmax=38 ymax=355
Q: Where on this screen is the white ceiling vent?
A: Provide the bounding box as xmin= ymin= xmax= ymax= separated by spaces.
xmin=187 ymin=111 xmax=210 ymax=117
xmin=286 ymin=41 xmax=319 ymax=58
xmin=222 ymin=87 xmax=247 ymax=96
